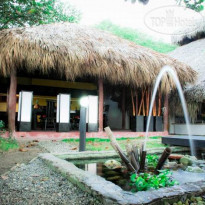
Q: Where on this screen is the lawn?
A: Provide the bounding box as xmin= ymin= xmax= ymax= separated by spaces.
xmin=62 ymin=136 xmax=165 ymax=151
xmin=96 ymin=20 xmax=177 ymax=53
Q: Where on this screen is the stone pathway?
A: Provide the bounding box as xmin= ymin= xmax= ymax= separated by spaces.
xmin=0 ymin=158 xmax=102 ymax=205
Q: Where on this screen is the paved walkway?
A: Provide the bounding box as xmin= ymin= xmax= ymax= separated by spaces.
xmin=0 ymin=141 xmax=102 ymax=205
xmin=0 ymin=158 xmax=102 ymax=205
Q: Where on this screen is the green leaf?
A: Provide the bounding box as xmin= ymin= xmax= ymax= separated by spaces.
xmin=28 ymin=8 xmax=35 ymax=14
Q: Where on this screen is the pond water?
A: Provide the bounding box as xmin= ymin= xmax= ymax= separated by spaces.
xmin=72 ymin=159 xmax=132 ymax=191
xmin=68 ymin=154 xmax=205 ymax=193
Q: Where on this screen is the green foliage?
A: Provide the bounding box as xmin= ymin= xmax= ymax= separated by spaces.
xmin=0 ymin=120 xmax=19 ymax=151
xmin=96 ymin=20 xmax=177 ymax=53
xmin=146 ymin=154 xmax=159 ymax=168
xmin=176 ymin=0 xmax=205 ymax=12
xmin=130 ymin=170 xmax=179 ymax=192
xmin=0 ymin=120 xmax=5 ymax=131
xmin=0 ymin=137 xmax=19 ymax=151
xmin=0 ymin=0 xmax=81 ymax=29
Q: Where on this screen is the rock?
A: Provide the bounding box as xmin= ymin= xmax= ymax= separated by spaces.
xmin=104 ymin=170 xmax=119 ymax=176
xmin=191 ymin=196 xmax=196 ymax=202
xmin=177 ymin=201 xmax=183 ymax=205
xmin=180 ymin=157 xmax=191 ymax=166
xmin=106 ymin=175 xmax=121 ymax=181
xmin=186 ymin=166 xmax=205 ymax=173
xmin=180 ymin=155 xmax=198 ymax=166
xmin=104 ymin=159 xmax=122 ymax=169
xmin=185 ymin=199 xmax=190 ymax=205
xmin=197 ymin=202 xmax=205 ymax=205
xmin=164 ymin=162 xmax=178 ymax=169
xmin=196 ymin=197 xmax=202 ymax=202
xmin=118 ymin=179 xmax=127 ymax=185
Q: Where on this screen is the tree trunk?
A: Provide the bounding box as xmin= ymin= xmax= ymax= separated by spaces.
xmin=8 ymin=70 xmax=17 ymax=136
xmin=98 ymin=78 xmax=104 ymax=132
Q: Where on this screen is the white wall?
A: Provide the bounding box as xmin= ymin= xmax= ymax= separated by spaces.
xmin=104 ymin=98 xmax=129 ymax=130
xmin=170 ymin=124 xmax=205 ymax=135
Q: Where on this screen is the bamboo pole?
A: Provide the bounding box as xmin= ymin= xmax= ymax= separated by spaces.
xmin=104 ymin=127 xmax=136 ymax=172
xmin=131 ymin=89 xmax=135 ymax=116
xmin=138 ymin=90 xmax=144 ymax=116
xmin=126 ymin=144 xmax=140 ymax=172
xmin=142 ymin=90 xmax=145 ymax=116
xmin=152 ymin=91 xmax=157 ymax=116
xmin=158 ymin=88 xmax=162 ymax=116
xmin=146 ymin=88 xmax=150 ymax=116
xmin=145 ymin=90 xmax=148 ymax=116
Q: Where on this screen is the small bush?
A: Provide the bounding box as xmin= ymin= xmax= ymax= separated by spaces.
xmin=0 ymin=120 xmax=19 ymax=151
xmin=0 ymin=137 xmax=19 ymax=151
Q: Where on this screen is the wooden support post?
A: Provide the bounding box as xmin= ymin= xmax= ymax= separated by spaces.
xmin=122 ymin=87 xmax=126 ymax=130
xmin=98 ymin=78 xmax=104 ymax=132
xmin=8 ymin=70 xmax=17 ymax=135
xmin=163 ymin=94 xmax=169 ymax=132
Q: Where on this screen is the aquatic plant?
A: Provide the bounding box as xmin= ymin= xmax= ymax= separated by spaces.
xmin=130 ymin=169 xmax=179 ymax=191
xmin=146 ymin=154 xmax=159 ymax=168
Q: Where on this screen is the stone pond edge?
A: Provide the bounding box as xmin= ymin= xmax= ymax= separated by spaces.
xmin=39 ymin=153 xmax=205 ymax=205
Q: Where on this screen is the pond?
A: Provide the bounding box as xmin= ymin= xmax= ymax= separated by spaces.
xmin=73 ymin=159 xmax=131 ymax=191
xmin=40 ymin=152 xmax=205 ymax=204
xmin=69 ymin=154 xmax=205 ymax=193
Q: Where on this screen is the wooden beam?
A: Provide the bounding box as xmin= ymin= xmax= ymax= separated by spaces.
xmin=163 ymin=94 xmax=169 ymax=132
xmin=8 ymin=70 xmax=17 ymax=135
xmin=122 ymin=87 xmax=126 ymax=129
xmin=98 ymin=78 xmax=103 ymax=132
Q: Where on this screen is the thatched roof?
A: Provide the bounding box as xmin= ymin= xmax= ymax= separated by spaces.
xmin=172 ymin=18 xmax=205 ymax=45
xmin=169 ymin=38 xmax=205 ymax=102
xmin=0 ymin=23 xmax=196 ymax=91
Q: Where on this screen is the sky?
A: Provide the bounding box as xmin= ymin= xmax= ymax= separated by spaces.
xmin=65 ymin=0 xmax=204 ymax=43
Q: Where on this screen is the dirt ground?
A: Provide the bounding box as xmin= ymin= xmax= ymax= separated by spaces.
xmin=0 ymin=141 xmax=45 ymax=175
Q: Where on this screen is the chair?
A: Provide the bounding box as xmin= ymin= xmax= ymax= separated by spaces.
xmin=44 ymin=100 xmax=56 ymax=130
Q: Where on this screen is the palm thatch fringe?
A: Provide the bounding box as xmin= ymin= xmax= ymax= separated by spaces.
xmin=171 ymin=18 xmax=205 ymax=45
xmin=169 ymin=95 xmax=200 ymax=123
xmin=0 ymin=23 xmax=196 ymax=92
xmin=169 ymin=38 xmax=205 ymax=102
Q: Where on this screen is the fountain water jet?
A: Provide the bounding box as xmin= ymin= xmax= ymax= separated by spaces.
xmin=144 ymin=66 xmax=196 ymax=156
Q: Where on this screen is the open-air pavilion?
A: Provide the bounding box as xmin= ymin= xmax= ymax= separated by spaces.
xmin=169 ymin=19 xmax=205 ymax=136
xmin=0 ymin=22 xmax=196 ymax=139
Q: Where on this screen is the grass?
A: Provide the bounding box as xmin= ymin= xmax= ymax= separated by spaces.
xmin=63 ymin=136 xmax=165 ymax=151
xmin=95 ymin=20 xmax=177 ymax=54
xmin=0 ymin=137 xmax=19 ymax=151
